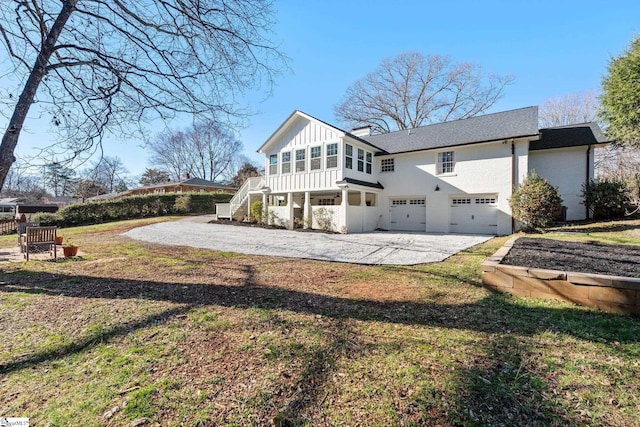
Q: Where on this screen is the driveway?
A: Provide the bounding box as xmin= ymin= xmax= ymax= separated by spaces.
xmin=124 ymin=217 xmax=493 ymax=265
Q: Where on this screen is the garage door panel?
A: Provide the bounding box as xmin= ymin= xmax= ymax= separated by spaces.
xmin=390 ymin=198 xmax=426 ymax=231
xmin=450 ymin=195 xmax=498 ymax=235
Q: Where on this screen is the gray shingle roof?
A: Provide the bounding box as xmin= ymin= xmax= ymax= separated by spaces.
xmin=531 ymin=123 xmax=609 ymax=151
xmin=363 ymin=106 xmax=539 ymax=154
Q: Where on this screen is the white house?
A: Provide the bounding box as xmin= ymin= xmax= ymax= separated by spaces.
xmin=222 ymin=106 xmax=607 ymax=235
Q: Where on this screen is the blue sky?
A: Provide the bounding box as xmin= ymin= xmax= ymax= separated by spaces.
xmin=6 ymin=0 xmax=640 ymax=178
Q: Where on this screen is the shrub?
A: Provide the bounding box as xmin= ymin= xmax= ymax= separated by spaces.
xmin=44 ymin=192 xmax=231 ymax=228
xmin=173 ymin=195 xmax=191 ymax=213
xmin=250 ymin=200 xmax=264 ymax=223
xmin=510 ymin=171 xmax=563 ymax=230
xmin=31 ymin=212 xmax=63 ymax=226
xmin=581 ymin=179 xmax=630 ymax=220
xmin=313 ymin=207 xmax=334 ymax=231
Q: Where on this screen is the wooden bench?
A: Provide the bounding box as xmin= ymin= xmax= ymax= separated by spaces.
xmin=22 ymin=226 xmax=57 ymax=261
xmin=17 ymin=222 xmax=39 ymax=252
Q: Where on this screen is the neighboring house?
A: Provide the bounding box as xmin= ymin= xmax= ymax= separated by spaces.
xmin=222 ymin=106 xmax=607 ymax=235
xmin=89 ymin=176 xmax=237 ymax=202
xmin=44 ymin=196 xmax=82 ymax=208
xmin=0 ymin=198 xmax=18 ymax=214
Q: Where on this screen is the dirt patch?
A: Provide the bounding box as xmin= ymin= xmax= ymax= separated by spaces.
xmin=500 ymin=237 xmax=640 ymax=277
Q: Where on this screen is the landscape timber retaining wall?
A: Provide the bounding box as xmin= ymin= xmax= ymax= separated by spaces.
xmin=482 ymin=237 xmax=640 ymax=316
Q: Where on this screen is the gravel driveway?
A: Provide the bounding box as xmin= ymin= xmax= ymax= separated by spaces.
xmin=124 ymin=216 xmax=493 ymax=265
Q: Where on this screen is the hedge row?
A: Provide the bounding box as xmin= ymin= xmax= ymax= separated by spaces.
xmin=33 ymin=192 xmax=232 ymax=227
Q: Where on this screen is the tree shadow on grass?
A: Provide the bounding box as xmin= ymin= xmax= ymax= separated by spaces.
xmin=1 ymin=268 xmax=639 ymax=425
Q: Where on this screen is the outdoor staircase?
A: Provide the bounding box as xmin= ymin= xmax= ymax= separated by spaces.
xmin=217 ymin=176 xmax=265 ymax=220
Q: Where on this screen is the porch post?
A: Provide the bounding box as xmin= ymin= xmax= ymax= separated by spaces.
xmin=304 ymin=191 xmax=311 ymax=229
xmin=247 ymin=194 xmax=251 ymax=221
xmin=261 ymin=190 xmax=269 ymax=225
xmin=287 ymin=192 xmax=294 ymax=230
xmin=341 ymin=187 xmax=349 ymax=233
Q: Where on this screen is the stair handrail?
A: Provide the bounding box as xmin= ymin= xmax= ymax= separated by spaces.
xmin=229 ymin=176 xmax=264 ymax=215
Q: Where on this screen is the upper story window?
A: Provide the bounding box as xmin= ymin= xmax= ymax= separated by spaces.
xmin=381 ymin=158 xmax=395 ymax=172
xmin=357 ymin=148 xmax=365 ymax=172
xmin=282 ymin=151 xmax=291 ymax=174
xmin=295 ymin=148 xmax=306 ymax=172
xmin=310 ymin=146 xmax=322 ymax=170
xmin=326 ymin=143 xmax=338 ymax=168
xmin=437 ymin=151 xmax=455 ymax=174
xmin=345 ymin=144 xmax=353 ymax=169
xmin=366 ymin=152 xmax=372 ymax=174
xmin=269 ymin=154 xmax=278 ymax=175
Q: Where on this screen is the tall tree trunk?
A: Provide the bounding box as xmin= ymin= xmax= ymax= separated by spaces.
xmin=0 ymin=0 xmax=77 ymax=190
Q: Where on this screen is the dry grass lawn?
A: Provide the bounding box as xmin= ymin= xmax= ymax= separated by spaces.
xmin=0 ymin=218 xmax=639 ymax=426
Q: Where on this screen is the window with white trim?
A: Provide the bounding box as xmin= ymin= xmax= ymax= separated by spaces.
xmin=357 ymin=148 xmax=365 ymax=172
xmin=326 ymin=143 xmax=338 ymax=168
xmin=437 ymin=151 xmax=455 ymax=174
xmin=345 ymin=144 xmax=353 ymax=169
xmin=281 ymin=151 xmax=291 ymax=174
xmin=295 ymin=149 xmax=306 ymax=172
xmin=381 ymin=158 xmax=394 ymax=172
xmin=318 ymin=198 xmax=335 ymax=206
xmin=409 ymin=199 xmax=426 ymax=205
xmin=392 ymin=199 xmax=407 ymax=205
xmin=451 ymin=198 xmax=471 ymax=205
xmin=310 ymin=146 xmax=321 ymax=170
xmin=269 ymin=154 xmax=278 ymax=175
xmin=475 ymin=197 xmax=497 ymax=205
xmin=366 ymin=152 xmax=372 ymax=174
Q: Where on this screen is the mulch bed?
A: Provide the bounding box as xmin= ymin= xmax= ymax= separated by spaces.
xmin=500 ymin=237 xmax=640 ymax=278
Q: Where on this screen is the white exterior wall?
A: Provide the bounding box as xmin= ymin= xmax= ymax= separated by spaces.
xmin=528 ymin=146 xmax=591 ymax=221
xmin=265 ymin=117 xmax=344 ymax=193
xmin=377 ymin=140 xmax=519 ymax=235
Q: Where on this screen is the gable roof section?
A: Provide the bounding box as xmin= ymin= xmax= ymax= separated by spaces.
xmin=531 ymin=122 xmax=609 ymax=151
xmin=258 ymin=110 xmax=382 ymax=154
xmin=363 ymin=106 xmax=540 ymax=154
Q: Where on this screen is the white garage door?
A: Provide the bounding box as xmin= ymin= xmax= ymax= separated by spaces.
xmin=390 ymin=198 xmax=426 ymax=231
xmin=450 ymin=195 xmax=498 ymax=234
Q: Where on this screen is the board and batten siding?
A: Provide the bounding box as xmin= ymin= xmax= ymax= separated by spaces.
xmin=265 ymin=117 xmax=344 ymax=192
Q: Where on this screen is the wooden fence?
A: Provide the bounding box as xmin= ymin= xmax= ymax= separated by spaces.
xmin=0 ymin=218 xmax=16 ymax=235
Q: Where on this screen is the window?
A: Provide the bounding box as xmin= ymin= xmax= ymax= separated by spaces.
xmin=452 ymin=198 xmax=471 ymax=205
xmin=326 ymin=143 xmax=338 ymax=168
xmin=381 ymin=158 xmax=395 ymax=172
xmin=295 ymin=149 xmax=306 ymax=172
xmin=409 ymin=199 xmax=425 ymax=205
xmin=310 ymin=146 xmax=321 ymax=170
xmin=281 ymin=151 xmax=291 ymax=174
xmin=345 ymin=144 xmax=353 ymax=169
xmin=366 ymin=152 xmax=372 ymax=174
xmin=475 ymin=197 xmax=497 ymax=205
xmin=392 ymin=199 xmax=407 ymax=205
xmin=269 ymin=154 xmax=278 ymax=175
xmin=357 ymin=148 xmax=364 ymax=172
xmin=318 ymin=198 xmax=335 ymax=206
xmin=438 ymin=151 xmax=455 ymax=174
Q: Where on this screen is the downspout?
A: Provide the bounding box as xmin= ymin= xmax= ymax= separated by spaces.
xmin=511 ymin=141 xmax=516 ymax=232
xmin=585 ymin=145 xmax=591 ymax=219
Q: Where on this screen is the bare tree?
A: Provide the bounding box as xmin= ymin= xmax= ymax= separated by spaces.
xmin=85 ymin=156 xmax=129 ymax=193
xmin=187 ymin=120 xmax=242 ymax=182
xmin=149 ymin=120 xmax=242 ymax=181
xmin=596 ymin=145 xmax=640 ymax=214
xmin=0 ymin=0 xmax=285 ymax=190
xmin=539 ymin=91 xmax=600 ymax=128
xmin=334 ymin=51 xmax=513 ymax=134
